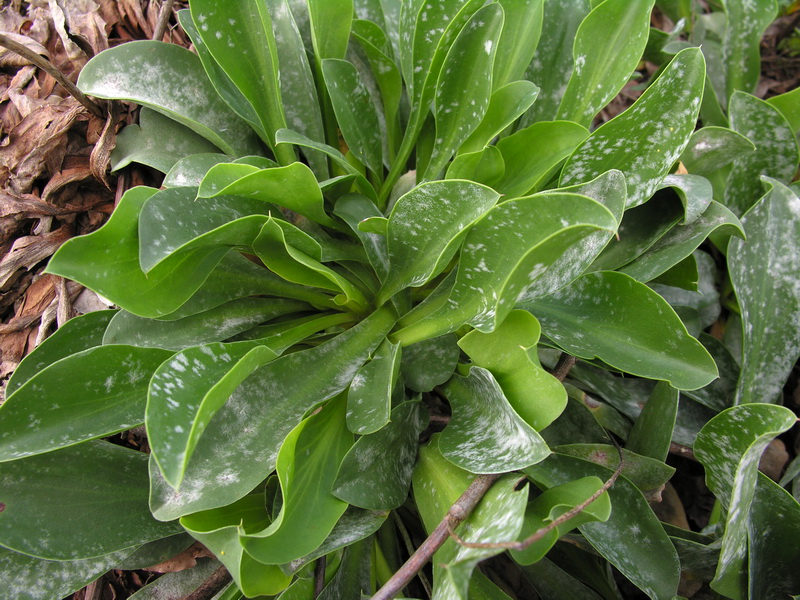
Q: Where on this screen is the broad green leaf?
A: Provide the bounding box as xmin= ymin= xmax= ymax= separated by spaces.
xmin=197 ymin=163 xmax=259 ymax=195
xmin=425 ymin=3 xmax=504 ymax=178
xmin=767 ymin=85 xmax=800 ymax=138
xmin=459 ymin=81 xmax=539 ymax=155
xmin=77 ymin=41 xmax=259 ymax=156
xmin=540 ymin=395 xmax=609 ymax=447
xmin=520 ymin=170 xmax=627 ymax=303
xmin=553 ymin=444 xmax=675 ymax=493
xmin=162 ymin=153 xmax=229 ymax=188
xmin=276 ymin=128 xmax=377 ymax=200
xmin=0 ymin=345 xmax=172 ymax=462
xmin=285 ymin=507 xmax=388 ymax=574
xmin=0 ymin=440 xmax=180 ymax=560
xmin=267 ymin=0 xmax=328 ymax=177
xmin=694 ymin=404 xmax=796 ymax=600
xmin=492 ymin=0 xmax=543 ymax=89
xmin=458 ymin=310 xmax=566 ymax=431
xmin=148 ymin=342 xmax=278 ymax=489
xmin=626 ymin=382 xmax=678 ymax=462
xmin=440 ymin=367 xmax=551 ymax=474
xmin=308 ymin=0 xmax=353 ymax=61
xmin=469 ymin=571 xmax=514 ymax=600
xmin=446 ymin=146 xmax=505 ymax=187
xmin=189 ymin=0 xmax=292 ymax=162
xmin=346 ymin=338 xmax=401 ymax=434
xmin=561 ymin=48 xmax=705 ymax=209
xmin=494 ymin=121 xmax=589 ymax=198
xmin=748 ymin=474 xmax=800 ymax=600
xmin=148 ymin=306 xmax=395 ymax=520
xmin=510 ymin=476 xmax=611 ymax=566
xmin=240 ymin=394 xmax=353 ymax=564
xmin=6 ymin=310 xmax=115 ymax=396
xmin=521 ymin=0 xmax=591 ymax=124
xmin=115 ymin=534 xmax=195 ymax=570
xmin=394 ymin=193 xmax=616 ymax=343
xmin=729 ymin=179 xmax=800 ymax=404
xmin=196 ymin=162 xmax=340 ymax=229
xmin=334 ymin=402 xmax=427 ymax=509
xmin=318 ymin=538 xmax=372 ymax=599
xmin=526 ymin=271 xmax=718 ymax=390
xmin=0 ymin=546 xmax=131 ymax=600
xmin=323 ymin=59 xmax=383 ymax=176
xmin=110 ymin=108 xmax=219 ymax=173
xmin=526 ymin=454 xmax=681 ymax=600
xmin=103 ymin=298 xmax=306 ymax=350
xmin=724 ymin=92 xmax=799 ymax=216
xmin=128 ymin=560 xmax=225 ymax=599
xmin=721 ymin=0 xmax=777 ymax=100
xmin=619 ymin=201 xmax=743 ymax=283
xmin=556 ymin=0 xmax=654 ymax=126
xmin=682 ymin=333 xmax=737 ymax=412
xmin=378 ymin=180 xmax=499 ymax=304
xmin=680 ymin=126 xmax=755 ymax=178
xmin=46 ymin=187 xmax=229 ymax=318
xmin=334 ymin=193 xmax=389 ymax=279
xmin=180 ymin=495 xmax=292 ymax=596
xmin=658 ymin=174 xmax=714 ymax=225
xmin=400 ymin=334 xmax=460 ymax=392
xmin=177 ymin=10 xmax=263 ymax=139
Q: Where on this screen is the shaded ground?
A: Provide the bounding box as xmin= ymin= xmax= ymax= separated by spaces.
xmin=0 ymin=2 xmax=798 ymax=599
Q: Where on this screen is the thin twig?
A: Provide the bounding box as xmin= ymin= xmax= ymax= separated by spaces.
xmin=447 ymin=442 xmax=625 ymax=552
xmin=551 ymin=353 xmax=577 ymax=382
xmin=153 ymin=0 xmax=177 ymax=42
xmin=0 ymin=33 xmax=104 ymax=119
xmin=391 ymin=511 xmax=433 ymax=597
xmin=372 ymin=473 xmax=501 ymax=600
xmin=182 ymin=566 xmax=232 ymax=600
xmin=313 ymin=556 xmax=327 ymax=597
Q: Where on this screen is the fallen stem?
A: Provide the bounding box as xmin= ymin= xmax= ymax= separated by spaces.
xmin=153 ymin=0 xmax=177 ymax=42
xmin=0 ymin=33 xmax=104 ymax=119
xmin=313 ymin=555 xmax=327 ymax=597
xmin=551 ymin=352 xmax=578 ymax=382
xmin=447 ymin=441 xmax=625 ymax=552
xmin=391 ymin=511 xmax=433 ymax=597
xmin=183 ymin=565 xmax=232 ymax=600
xmin=372 ymin=473 xmax=501 ymax=600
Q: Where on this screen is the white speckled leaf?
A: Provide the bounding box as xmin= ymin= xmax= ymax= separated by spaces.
xmin=378 ymin=180 xmax=499 ymax=304
xmin=0 ymin=345 xmax=172 ymax=462
xmin=240 ymin=395 xmax=353 ymax=565
xmin=189 ymin=0 xmax=291 ymax=161
xmin=148 ymin=342 xmax=278 ymax=489
xmin=334 ymin=193 xmax=390 ymax=280
xmin=619 ymin=201 xmax=743 ymax=283
xmin=556 ymin=0 xmax=654 ymax=127
xmin=724 ymin=92 xmax=799 ymax=216
xmin=561 ymin=48 xmax=705 ymax=209
xmin=525 ymin=271 xmax=718 ymax=391
xmin=110 ymin=108 xmax=219 ymax=174
xmin=657 ymin=174 xmax=714 ymax=224
xmin=148 ymin=306 xmax=395 ymax=520
xmin=180 ymin=495 xmax=291 ymax=596
xmin=440 ymin=367 xmax=551 ymax=474
xmin=728 ymin=178 xmax=800 ymax=404
xmin=127 ymin=557 xmax=223 ymax=600
xmin=679 ymin=126 xmax=755 ymax=178
xmin=334 ymin=401 xmax=428 ymax=509
xmin=77 ymin=41 xmax=259 ymax=156
xmin=458 ymin=310 xmax=566 ymax=431
xmin=0 ymin=440 xmax=181 ymax=560
xmin=162 ymin=153 xmax=228 ymax=188
xmin=394 ymin=193 xmax=616 ymax=344
xmin=748 ymin=474 xmax=800 ymax=600
xmin=346 ymin=338 xmax=401 ymax=434
xmin=0 ymin=546 xmax=130 ymax=600
xmin=323 ymin=59 xmax=383 ymax=176
xmin=526 ymin=454 xmax=680 ymax=600
xmin=521 ymin=0 xmax=590 ymax=125
xmin=694 ymin=404 xmax=796 ymax=600
xmin=459 ymin=80 xmax=539 ymax=155
xmin=494 ymin=121 xmax=589 ymax=198
xmin=6 ymin=310 xmax=115 ymax=396
xmin=426 ymin=3 xmax=503 ymax=178
xmin=46 ymin=187 xmax=229 ymax=318
xmin=196 ymin=162 xmax=340 ymax=229
xmin=103 ymin=298 xmax=306 ymax=351
xmin=721 ymin=0 xmax=777 ymax=100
